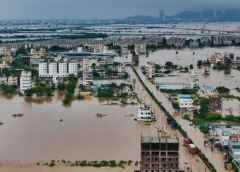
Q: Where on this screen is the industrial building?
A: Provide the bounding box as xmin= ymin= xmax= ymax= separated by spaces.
xmin=141 ymin=135 xmax=179 ymax=172
xmin=39 ymin=62 xmax=78 ymax=77
xmin=177 ymin=94 xmax=193 ymax=111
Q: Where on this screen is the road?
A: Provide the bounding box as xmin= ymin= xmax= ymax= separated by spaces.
xmin=129 ymin=67 xmax=211 ymax=172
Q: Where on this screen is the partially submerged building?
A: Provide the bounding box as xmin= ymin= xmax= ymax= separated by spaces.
xmin=141 ymin=135 xmax=179 ymax=172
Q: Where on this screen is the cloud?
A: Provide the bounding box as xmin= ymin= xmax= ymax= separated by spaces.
xmin=0 ymin=0 xmax=239 ymax=19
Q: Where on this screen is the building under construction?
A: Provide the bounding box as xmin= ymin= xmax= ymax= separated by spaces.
xmin=209 ymin=95 xmax=222 ymax=113
xmin=141 ymin=135 xmax=179 ymax=172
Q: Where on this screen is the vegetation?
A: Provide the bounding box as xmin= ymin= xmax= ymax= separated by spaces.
xmin=216 ymin=86 xmax=230 ymax=94
xmin=160 ymin=89 xmax=198 ymax=94
xmin=39 ymin=159 xmax=137 ymax=168
xmin=62 ymin=74 xmax=78 ymax=104
xmin=12 ymin=114 xmax=24 ymax=117
xmin=57 ymin=83 xmax=66 ymax=90
xmin=76 ymin=94 xmax=85 ymax=100
xmin=25 ymin=86 xmax=53 ymax=96
xmin=0 ymin=84 xmax=17 ymax=95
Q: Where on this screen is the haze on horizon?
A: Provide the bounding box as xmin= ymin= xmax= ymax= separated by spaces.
xmin=1 ymin=0 xmax=240 ymax=20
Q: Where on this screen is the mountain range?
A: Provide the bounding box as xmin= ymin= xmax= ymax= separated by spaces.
xmin=125 ymin=9 xmax=240 ymax=22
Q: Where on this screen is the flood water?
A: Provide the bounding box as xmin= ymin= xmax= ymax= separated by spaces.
xmin=0 ymin=91 xmax=150 ymax=172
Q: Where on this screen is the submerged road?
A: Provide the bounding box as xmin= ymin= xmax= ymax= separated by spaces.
xmin=129 ymin=67 xmax=211 ymax=172
xmin=133 ymin=66 xmax=234 ymax=172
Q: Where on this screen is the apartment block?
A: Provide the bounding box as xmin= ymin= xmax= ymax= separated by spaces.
xmin=39 ymin=62 xmax=78 ymax=77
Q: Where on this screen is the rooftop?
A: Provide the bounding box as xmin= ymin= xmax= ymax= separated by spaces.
xmin=141 ymin=136 xmax=179 ymax=143
xmin=203 ymin=86 xmax=214 ymax=91
xmin=178 ymin=94 xmax=191 ymax=99
xmin=159 ymin=82 xmax=185 ymax=86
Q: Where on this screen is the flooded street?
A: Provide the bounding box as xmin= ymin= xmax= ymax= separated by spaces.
xmin=127 ymin=46 xmax=240 ymax=172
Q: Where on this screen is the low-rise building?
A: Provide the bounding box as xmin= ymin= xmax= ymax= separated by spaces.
xmin=177 ymin=94 xmax=193 ymax=111
xmin=134 ymin=44 xmax=147 ymax=54
xmin=118 ymin=64 xmax=126 ymax=73
xmin=20 ymin=71 xmax=32 ymax=92
xmin=31 ymin=56 xmax=44 ymax=66
xmin=137 ymin=103 xmax=154 ymax=121
xmin=202 ymin=86 xmax=216 ymax=95
xmin=209 ymin=95 xmax=222 ymax=113
xmin=82 ymin=71 xmax=93 ymax=86
xmin=8 ymin=76 xmax=18 ymax=86
xmin=30 ymin=48 xmax=46 ymax=57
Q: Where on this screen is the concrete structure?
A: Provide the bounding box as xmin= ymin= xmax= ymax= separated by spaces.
xmin=145 ymin=62 xmax=155 ymax=79
xmin=82 ymin=71 xmax=93 ymax=86
xmin=159 ymin=10 xmax=165 ymax=21
xmin=137 ymin=103 xmax=153 ymax=121
xmin=135 ymin=44 xmax=147 ymax=54
xmin=82 ymin=59 xmax=90 ymax=71
xmin=191 ymin=69 xmax=199 ymax=81
xmin=224 ymin=53 xmax=233 ymax=69
xmin=209 ymin=95 xmax=222 ymax=113
xmin=208 ymin=53 xmax=222 ymax=64
xmin=177 ymin=94 xmax=193 ymax=111
xmin=8 ymin=76 xmax=18 ymax=86
xmin=30 ymin=56 xmax=44 ymax=65
xmin=20 ymin=71 xmax=32 ymax=92
xmin=30 ymin=48 xmax=46 ymax=57
xmin=20 ymin=56 xmax=31 ymax=66
xmin=39 ymin=62 xmax=78 ymax=77
xmin=141 ymin=136 xmax=179 ymax=172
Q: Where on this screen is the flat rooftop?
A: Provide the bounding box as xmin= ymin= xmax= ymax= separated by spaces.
xmin=178 ymin=94 xmax=191 ymax=99
xmin=203 ymin=86 xmax=214 ymax=91
xmin=158 ymin=82 xmax=185 ymax=86
xmin=142 ymin=136 xmax=179 ymax=143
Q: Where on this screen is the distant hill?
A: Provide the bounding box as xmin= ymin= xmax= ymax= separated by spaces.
xmin=126 ymin=8 xmax=240 ymax=22
xmin=173 ymin=8 xmax=240 ymax=21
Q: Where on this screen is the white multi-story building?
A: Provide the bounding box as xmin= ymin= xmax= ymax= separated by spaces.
xmin=178 ymin=94 xmax=193 ymax=111
xmin=137 ymin=103 xmax=153 ymax=121
xmin=20 ymin=71 xmax=32 ymax=91
xmin=39 ymin=62 xmax=78 ymax=77
xmin=83 ymin=71 xmax=93 ymax=86
xmin=191 ymin=69 xmax=199 ymax=80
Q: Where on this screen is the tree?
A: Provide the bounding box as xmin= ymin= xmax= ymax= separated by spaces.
xmin=58 ymin=83 xmax=66 ymax=90
xmin=91 ymin=63 xmax=96 ymax=69
xmin=185 ymin=67 xmax=189 ymax=72
xmin=165 ymin=61 xmax=173 ymax=68
xmin=197 ymin=60 xmax=203 ymax=67
xmin=155 ymin=64 xmax=161 ymax=71
xmin=189 ymin=64 xmax=194 ymax=70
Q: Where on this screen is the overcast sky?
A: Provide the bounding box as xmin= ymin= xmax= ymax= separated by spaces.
xmin=0 ymin=0 xmax=239 ymax=19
